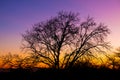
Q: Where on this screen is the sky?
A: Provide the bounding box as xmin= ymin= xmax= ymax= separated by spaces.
xmin=0 ymin=0 xmax=120 ymax=54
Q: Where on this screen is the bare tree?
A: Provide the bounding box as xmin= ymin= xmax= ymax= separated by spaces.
xmin=22 ymin=11 xmax=110 ymax=69
xmin=101 ymin=47 xmax=120 ymax=69
xmin=109 ymin=47 xmax=120 ymax=69
xmin=0 ymin=53 xmax=14 ymax=68
xmin=0 ymin=53 xmax=41 ymax=69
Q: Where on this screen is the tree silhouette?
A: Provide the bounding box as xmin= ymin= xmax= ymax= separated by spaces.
xmin=22 ymin=11 xmax=110 ymax=69
xmin=0 ymin=53 xmax=14 ymax=68
xmin=0 ymin=53 xmax=41 ymax=69
xmin=108 ymin=47 xmax=120 ymax=69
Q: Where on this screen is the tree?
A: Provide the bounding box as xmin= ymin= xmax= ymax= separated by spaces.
xmin=0 ymin=53 xmax=41 ymax=69
xmin=0 ymin=53 xmax=14 ymax=68
xmin=22 ymin=11 xmax=110 ymax=69
xmin=109 ymin=47 xmax=120 ymax=69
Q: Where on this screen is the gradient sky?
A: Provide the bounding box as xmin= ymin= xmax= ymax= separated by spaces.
xmin=0 ymin=0 xmax=120 ymax=54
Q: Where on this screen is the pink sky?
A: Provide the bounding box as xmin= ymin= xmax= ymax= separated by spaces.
xmin=0 ymin=0 xmax=120 ymax=54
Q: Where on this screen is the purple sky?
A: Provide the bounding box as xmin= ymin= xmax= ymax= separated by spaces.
xmin=0 ymin=0 xmax=120 ymax=54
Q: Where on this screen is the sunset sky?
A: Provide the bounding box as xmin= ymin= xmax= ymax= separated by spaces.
xmin=0 ymin=0 xmax=120 ymax=54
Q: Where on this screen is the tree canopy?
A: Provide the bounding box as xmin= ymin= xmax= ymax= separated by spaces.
xmin=22 ymin=11 xmax=110 ymax=69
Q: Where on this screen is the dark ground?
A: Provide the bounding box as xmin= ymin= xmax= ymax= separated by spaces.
xmin=0 ymin=67 xmax=120 ymax=80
